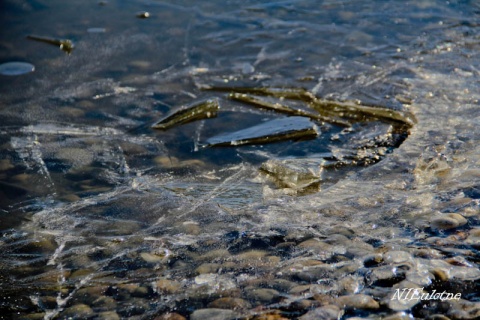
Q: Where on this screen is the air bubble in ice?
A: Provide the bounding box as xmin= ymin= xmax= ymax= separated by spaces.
xmin=0 ymin=62 xmax=35 ymax=76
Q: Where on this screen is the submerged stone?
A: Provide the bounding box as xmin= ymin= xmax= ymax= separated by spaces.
xmin=430 ymin=213 xmax=468 ymax=230
xmin=204 ymin=116 xmax=318 ymax=147
xmin=190 ymin=308 xmax=238 ymax=320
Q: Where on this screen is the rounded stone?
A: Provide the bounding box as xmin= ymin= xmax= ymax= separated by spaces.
xmin=0 ymin=159 xmax=14 ymax=171
xmin=299 ymin=305 xmax=342 ymax=320
xmin=198 ymin=249 xmax=230 ymax=261
xmin=72 ymin=286 xmax=106 ymax=305
xmin=337 ymin=294 xmax=380 ymax=310
xmin=430 ymin=213 xmax=467 ymax=230
xmin=245 ymin=288 xmax=281 ymax=304
xmin=190 ymin=308 xmax=238 ymax=320
xmin=155 ymin=279 xmax=182 ymax=294
xmin=338 ymin=276 xmax=363 ymax=295
xmin=298 ymin=239 xmax=334 ymax=253
xmin=154 ymin=313 xmax=187 ymax=320
xmin=117 ymin=297 xmax=149 ymax=316
xmin=97 ymin=311 xmax=120 ymax=320
xmin=234 ymin=250 xmax=268 ymax=261
xmin=406 ymin=271 xmax=434 ymax=286
xmin=465 ymin=228 xmax=480 ymax=246
xmin=60 ymin=304 xmax=94 ymax=318
xmin=91 ymin=295 xmax=117 ymax=310
xmin=207 ymin=297 xmax=252 ymax=310
xmin=363 ymin=254 xmax=383 ymax=267
xmin=195 ymin=263 xmax=220 ymax=275
xmin=383 ymin=251 xmax=413 ymax=264
xmin=289 ymin=284 xmax=312 ymax=295
xmin=269 ymin=279 xmax=297 ymax=292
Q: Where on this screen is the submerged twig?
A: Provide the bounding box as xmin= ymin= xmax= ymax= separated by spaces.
xmin=27 ymin=35 xmax=74 ymax=54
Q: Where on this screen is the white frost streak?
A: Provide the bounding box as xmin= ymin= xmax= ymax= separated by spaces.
xmin=176 ymin=164 xmax=249 ymax=219
xmin=10 ymin=135 xmax=55 ymax=193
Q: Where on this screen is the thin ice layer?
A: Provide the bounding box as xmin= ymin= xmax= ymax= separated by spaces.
xmin=260 ymin=158 xmax=326 ymax=190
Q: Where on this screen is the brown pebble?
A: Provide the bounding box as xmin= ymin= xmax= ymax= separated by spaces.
xmin=156 ymin=279 xmax=182 ymax=294
xmin=312 ymin=293 xmax=335 ymax=306
xmin=97 ymin=311 xmax=120 ymax=320
xmin=154 ymin=312 xmax=187 ymax=320
xmin=298 ymin=304 xmax=341 ymax=320
xmin=60 ymin=304 xmax=94 ymax=318
xmin=0 ymin=159 xmax=14 ymax=171
xmin=190 ymin=308 xmax=238 ymax=320
xmin=208 ymin=297 xmax=252 ymax=310
xmin=412 ymin=248 xmax=444 ymax=259
xmin=195 ymin=263 xmax=220 ymax=275
xmin=92 ymin=295 xmax=117 ymax=310
xmin=289 ymin=284 xmax=312 ymax=295
xmin=430 ymin=213 xmax=467 ymax=230
xmin=336 ymin=294 xmax=380 ymax=309
xmin=251 ymin=310 xmax=288 ymax=320
xmin=246 ymin=288 xmax=281 ymax=304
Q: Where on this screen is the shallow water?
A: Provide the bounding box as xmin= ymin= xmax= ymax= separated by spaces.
xmin=1 ymin=0 xmax=480 ymax=319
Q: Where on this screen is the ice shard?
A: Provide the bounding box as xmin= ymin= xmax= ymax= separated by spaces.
xmin=152 ymin=99 xmax=220 ymax=130
xmin=204 ymin=116 xmax=319 ymax=147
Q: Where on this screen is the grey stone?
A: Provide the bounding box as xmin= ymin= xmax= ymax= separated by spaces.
xmin=190 ymin=308 xmax=238 ymax=320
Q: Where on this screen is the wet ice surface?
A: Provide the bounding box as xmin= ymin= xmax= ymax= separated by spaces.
xmin=1 ymin=0 xmax=480 ymax=319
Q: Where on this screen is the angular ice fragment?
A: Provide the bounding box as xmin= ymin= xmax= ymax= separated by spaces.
xmin=260 ymin=158 xmax=325 ymax=190
xmin=152 ymin=99 xmax=220 ymax=130
xmin=204 ymin=116 xmax=318 ymax=147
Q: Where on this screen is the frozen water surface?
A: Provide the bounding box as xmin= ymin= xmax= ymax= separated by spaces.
xmin=1 ymin=0 xmax=480 ymax=319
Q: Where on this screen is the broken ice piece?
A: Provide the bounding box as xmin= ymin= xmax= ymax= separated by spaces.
xmin=152 ymin=99 xmax=220 ymax=130
xmin=260 ymin=158 xmax=326 ymax=189
xmin=204 ymin=116 xmax=318 ymax=147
